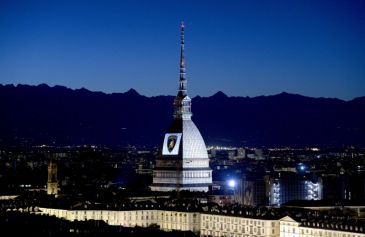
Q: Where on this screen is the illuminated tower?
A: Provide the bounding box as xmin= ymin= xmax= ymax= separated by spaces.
xmin=47 ymin=160 xmax=58 ymax=196
xmin=151 ymin=22 xmax=212 ymax=192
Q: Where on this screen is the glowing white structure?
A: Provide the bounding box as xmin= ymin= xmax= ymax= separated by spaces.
xmin=47 ymin=160 xmax=58 ymax=196
xmin=150 ymin=22 xmax=212 ymax=192
xmin=305 ymin=181 xmax=322 ymax=200
xmin=268 ymin=176 xmax=323 ymax=205
xmin=39 ymin=208 xmax=365 ymax=237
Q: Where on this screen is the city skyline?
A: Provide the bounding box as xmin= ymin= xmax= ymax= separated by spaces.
xmin=1 ymin=0 xmax=365 ymax=100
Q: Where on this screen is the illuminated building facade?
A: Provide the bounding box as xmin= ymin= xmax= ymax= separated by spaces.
xmin=233 ymin=173 xmax=323 ymax=206
xmin=268 ymin=174 xmax=323 ymax=206
xmin=47 ymin=160 xmax=58 ymax=196
xmin=150 ymin=22 xmax=212 ymax=192
xmin=39 ymin=207 xmax=365 ymax=237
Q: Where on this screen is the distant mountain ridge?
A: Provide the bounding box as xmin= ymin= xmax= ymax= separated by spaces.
xmin=0 ymin=83 xmax=364 ymax=147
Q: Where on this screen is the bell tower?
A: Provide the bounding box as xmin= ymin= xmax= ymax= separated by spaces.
xmin=47 ymin=160 xmax=58 ymax=196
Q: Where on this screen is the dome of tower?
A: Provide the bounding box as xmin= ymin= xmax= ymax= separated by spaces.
xmin=182 ymin=120 xmax=209 ymax=159
xmin=162 ymin=119 xmax=208 ymax=160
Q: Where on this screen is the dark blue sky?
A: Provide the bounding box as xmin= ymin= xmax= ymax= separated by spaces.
xmin=1 ymin=0 xmax=364 ymax=100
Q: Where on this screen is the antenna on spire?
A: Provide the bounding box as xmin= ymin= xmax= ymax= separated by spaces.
xmin=180 ymin=21 xmax=185 ymax=71
xmin=174 ymin=21 xmax=191 ymax=120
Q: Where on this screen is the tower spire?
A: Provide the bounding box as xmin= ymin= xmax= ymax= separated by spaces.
xmin=174 ymin=21 xmax=192 ymax=120
xmin=179 ymin=21 xmax=187 ymax=96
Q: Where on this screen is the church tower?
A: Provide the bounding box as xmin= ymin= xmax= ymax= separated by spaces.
xmin=47 ymin=160 xmax=58 ymax=196
xmin=151 ymin=22 xmax=212 ymax=192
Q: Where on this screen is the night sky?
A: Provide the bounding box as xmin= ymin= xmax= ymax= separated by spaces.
xmin=1 ymin=0 xmax=364 ymax=100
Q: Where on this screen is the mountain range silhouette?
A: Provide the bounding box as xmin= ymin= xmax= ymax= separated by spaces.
xmin=1 ymin=84 xmax=364 ymax=147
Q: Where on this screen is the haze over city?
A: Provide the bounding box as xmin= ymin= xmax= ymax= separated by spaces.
xmin=1 ymin=0 xmax=365 ymax=100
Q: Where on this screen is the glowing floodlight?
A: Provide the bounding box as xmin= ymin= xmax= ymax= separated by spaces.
xmin=228 ymin=179 xmax=236 ymax=188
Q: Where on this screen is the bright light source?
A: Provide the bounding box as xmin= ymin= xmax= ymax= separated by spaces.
xmin=228 ymin=179 xmax=236 ymax=188
xmin=300 ymin=165 xmax=305 ymax=171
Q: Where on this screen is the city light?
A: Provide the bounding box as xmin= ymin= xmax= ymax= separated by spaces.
xmin=228 ymin=179 xmax=236 ymax=188
xmin=298 ymin=163 xmax=306 ymax=171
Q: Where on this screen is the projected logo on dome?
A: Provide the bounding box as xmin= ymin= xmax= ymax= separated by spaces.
xmin=167 ymin=135 xmax=177 ymax=152
xmin=162 ymin=133 xmax=182 ymax=155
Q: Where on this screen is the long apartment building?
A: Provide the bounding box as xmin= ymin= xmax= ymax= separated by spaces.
xmin=37 ymin=203 xmax=365 ymax=237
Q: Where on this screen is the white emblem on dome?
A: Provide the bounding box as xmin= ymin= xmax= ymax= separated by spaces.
xmin=167 ymin=135 xmax=177 ymax=152
xmin=162 ymin=133 xmax=182 ymax=155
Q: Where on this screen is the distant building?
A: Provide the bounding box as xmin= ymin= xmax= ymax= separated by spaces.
xmin=228 ymin=150 xmax=236 ymax=160
xmin=240 ymin=174 xmax=267 ymax=206
xmin=209 ymin=148 xmax=217 ymax=158
xmin=47 ymin=160 xmax=58 ymax=196
xmin=254 ymin=148 xmax=264 ymax=160
xmin=322 ymin=172 xmax=365 ymax=201
xmin=267 ymin=173 xmax=323 ymax=206
xmin=237 ymin=148 xmax=246 ymax=159
xmin=151 ymin=22 xmax=212 ymax=192
xmin=231 ymin=172 xmax=323 ymax=206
